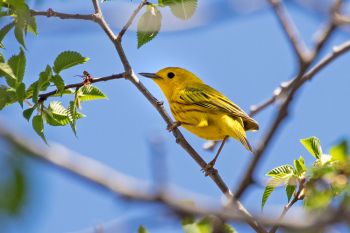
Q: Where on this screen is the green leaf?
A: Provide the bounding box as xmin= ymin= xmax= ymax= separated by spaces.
xmin=45 ymin=101 xmax=84 ymax=126
xmin=0 ymin=22 xmax=15 ymax=48
xmin=266 ymin=164 xmax=294 ymax=177
xmin=78 ymin=85 xmax=107 ymax=102
xmin=138 ymin=225 xmax=148 ymax=233
xmin=285 ymin=185 xmax=296 ymax=202
xmin=163 ymin=0 xmax=197 ymax=20
xmin=137 ymin=6 xmax=162 ymax=48
xmin=23 ymin=105 xmax=37 ymax=121
xmin=294 ymin=156 xmax=306 ymax=177
xmin=14 ymin=25 xmax=25 ymax=48
xmin=68 ymin=100 xmax=77 ymax=135
xmin=53 ymin=51 xmax=89 ymax=74
xmin=31 ymin=82 xmax=39 ymax=104
xmin=8 ymin=48 xmax=26 ymax=83
xmin=32 ymin=115 xmax=47 ymax=144
xmin=52 ymin=74 xmax=65 ymax=95
xmin=0 ymin=85 xmax=8 ymax=109
xmin=16 ymin=82 xmax=25 ymax=106
xmin=0 ymin=62 xmax=17 ymax=87
xmin=224 ymin=224 xmax=237 ymax=233
xmin=38 ymin=65 xmax=52 ymax=90
xmin=330 ymin=140 xmax=348 ymax=163
xmin=182 ymin=217 xmax=213 ymax=233
xmin=262 ymin=185 xmax=275 ymax=210
xmin=300 ymin=137 xmax=323 ymax=159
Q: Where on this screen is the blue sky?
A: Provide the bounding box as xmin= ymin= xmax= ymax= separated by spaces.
xmin=1 ymin=0 xmax=350 ymax=232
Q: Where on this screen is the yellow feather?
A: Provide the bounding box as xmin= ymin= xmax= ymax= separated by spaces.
xmin=141 ymin=67 xmax=258 ymax=152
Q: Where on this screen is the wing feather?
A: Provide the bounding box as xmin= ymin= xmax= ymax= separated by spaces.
xmin=174 ymin=84 xmax=259 ymax=131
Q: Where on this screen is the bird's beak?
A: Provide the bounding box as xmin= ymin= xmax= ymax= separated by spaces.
xmin=139 ymin=72 xmax=162 ymax=79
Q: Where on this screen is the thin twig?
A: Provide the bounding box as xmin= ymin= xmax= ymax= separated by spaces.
xmin=30 ymin=9 xmax=94 ymax=21
xmin=268 ymin=0 xmax=311 ymax=64
xmin=235 ymin=39 xmax=350 ymax=198
xmin=35 ymin=73 xmax=125 ymax=101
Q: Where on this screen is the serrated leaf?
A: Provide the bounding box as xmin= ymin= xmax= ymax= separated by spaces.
xmin=16 ymin=82 xmax=25 ymax=107
xmin=262 ymin=185 xmax=275 ymax=210
xmin=0 ymin=62 xmax=17 ymax=87
xmin=138 ymin=225 xmax=148 ymax=233
xmin=8 ymin=48 xmax=26 ymax=83
xmin=137 ymin=6 xmax=162 ymax=48
xmin=0 ymin=22 xmax=15 ymax=48
xmin=32 ymin=115 xmax=47 ymax=144
xmin=68 ymin=100 xmax=77 ymax=135
xmin=14 ymin=25 xmax=25 ymax=48
xmin=45 ymin=101 xmax=84 ymax=126
xmin=52 ymin=74 xmax=65 ymax=95
xmin=294 ymin=156 xmax=306 ymax=177
xmin=78 ymin=85 xmax=107 ymax=101
xmin=285 ymin=185 xmax=296 ymax=202
xmin=51 ymin=88 xmax=74 ymax=97
xmin=266 ymin=164 xmax=294 ymax=177
xmin=300 ymin=137 xmax=323 ymax=159
xmin=330 ymin=141 xmax=348 ymax=163
xmin=163 ymin=0 xmax=197 ymax=20
xmin=53 ymin=51 xmax=89 ymax=74
xmin=23 ymin=105 xmax=36 ymax=121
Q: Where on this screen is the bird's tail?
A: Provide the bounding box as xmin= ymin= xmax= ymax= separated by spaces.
xmin=240 ymin=136 xmax=253 ymax=152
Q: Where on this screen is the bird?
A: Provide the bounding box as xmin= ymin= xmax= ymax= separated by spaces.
xmin=140 ymin=67 xmax=259 ymax=171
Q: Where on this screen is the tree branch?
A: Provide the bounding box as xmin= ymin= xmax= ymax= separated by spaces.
xmin=30 ymin=9 xmax=95 ymax=21
xmin=268 ymin=0 xmax=311 ymax=64
xmin=29 ymin=1 xmax=267 ymax=232
xmin=35 ymin=73 xmax=125 ymax=101
xmin=235 ymin=39 xmax=350 ymax=198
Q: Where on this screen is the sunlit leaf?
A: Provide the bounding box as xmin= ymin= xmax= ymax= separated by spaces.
xmin=330 ymin=140 xmax=348 ymax=163
xmin=285 ymin=185 xmax=296 ymax=202
xmin=68 ymin=100 xmax=77 ymax=135
xmin=182 ymin=217 xmax=213 ymax=233
xmin=137 ymin=5 xmax=162 ymax=48
xmin=262 ymin=185 xmax=275 ymax=210
xmin=300 ymin=137 xmax=322 ymax=159
xmin=163 ymin=0 xmax=197 ymax=20
xmin=294 ymin=156 xmax=306 ymax=177
xmin=53 ymin=51 xmax=89 ymax=74
xmin=0 ymin=62 xmax=17 ymax=87
xmin=266 ymin=164 xmax=294 ymax=177
xmin=78 ymin=85 xmax=107 ymax=102
xmin=224 ymin=224 xmax=237 ymax=233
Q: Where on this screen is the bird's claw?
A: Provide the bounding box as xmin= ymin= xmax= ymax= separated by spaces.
xmin=201 ymin=162 xmax=217 ymax=176
xmin=167 ymin=122 xmax=181 ymax=132
xmin=156 ymin=100 xmax=164 ymax=106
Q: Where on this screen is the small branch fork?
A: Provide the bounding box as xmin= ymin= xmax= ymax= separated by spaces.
xmin=31 ymin=1 xmax=266 ymax=232
xmin=26 ymin=0 xmax=350 ymax=232
xmin=235 ymin=0 xmax=346 ymax=199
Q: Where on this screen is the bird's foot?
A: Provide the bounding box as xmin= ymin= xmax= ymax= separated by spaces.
xmin=167 ymin=121 xmax=181 ymax=132
xmin=201 ymin=161 xmax=218 ymax=176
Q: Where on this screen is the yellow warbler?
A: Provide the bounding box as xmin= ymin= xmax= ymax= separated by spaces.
xmin=140 ymin=67 xmax=259 ymax=169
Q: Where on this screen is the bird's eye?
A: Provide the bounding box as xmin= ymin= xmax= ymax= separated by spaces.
xmin=167 ymin=72 xmax=175 ymax=79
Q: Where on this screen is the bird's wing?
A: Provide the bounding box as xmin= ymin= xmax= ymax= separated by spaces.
xmin=175 ymin=84 xmax=259 ymax=131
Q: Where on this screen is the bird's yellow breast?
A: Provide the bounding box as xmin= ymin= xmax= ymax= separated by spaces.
xmin=170 ymin=101 xmax=235 ymax=140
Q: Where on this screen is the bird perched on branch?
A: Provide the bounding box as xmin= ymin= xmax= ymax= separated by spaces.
xmin=140 ymin=67 xmax=259 ymax=172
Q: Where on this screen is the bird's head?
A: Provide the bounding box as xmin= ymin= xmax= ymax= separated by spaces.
xmin=140 ymin=67 xmax=203 ymax=97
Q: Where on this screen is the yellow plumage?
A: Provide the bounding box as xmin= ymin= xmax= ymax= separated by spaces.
xmin=140 ymin=67 xmax=259 ymax=153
